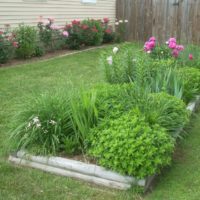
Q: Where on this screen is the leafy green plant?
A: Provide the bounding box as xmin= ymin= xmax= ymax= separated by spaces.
xmin=81 ymin=19 xmax=104 ymax=46
xmin=178 ymin=67 xmax=200 ymax=103
xmin=137 ymin=93 xmax=189 ymax=138
xmin=10 ymin=91 xmax=74 ymax=155
xmin=150 ymin=44 xmax=172 ymax=60
xmin=102 ymin=44 xmax=137 ymax=84
xmin=70 ymin=89 xmax=99 ymax=150
xmin=0 ymin=27 xmax=17 ymax=63
xmin=15 ymin=24 xmax=37 ymax=59
xmin=88 ymin=111 xmax=174 ymax=178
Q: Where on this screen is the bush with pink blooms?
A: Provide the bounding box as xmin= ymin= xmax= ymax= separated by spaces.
xmin=0 ymin=27 xmax=17 ymax=63
xmin=102 ymin=18 xmax=115 ymax=43
xmin=81 ymin=19 xmax=104 ymax=46
xmin=37 ymin=16 xmax=66 ymax=51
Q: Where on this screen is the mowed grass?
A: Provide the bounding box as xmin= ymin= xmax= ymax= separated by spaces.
xmin=1 ymin=44 xmax=200 ymax=200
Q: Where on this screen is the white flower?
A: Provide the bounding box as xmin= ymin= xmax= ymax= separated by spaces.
xmin=44 ymin=130 xmax=48 ymax=134
xmin=132 ymin=58 xmax=137 ymax=62
xmin=36 ymin=123 xmax=41 ymax=128
xmin=33 ymin=117 xmax=40 ymax=124
xmin=115 ymin=22 xmax=119 ymax=26
xmin=166 ymin=41 xmax=169 ymax=45
xmin=113 ymin=47 xmax=119 ymax=54
xmin=119 ymin=20 xmax=123 ymax=23
xmin=147 ymin=50 xmax=151 ymax=54
xmin=107 ymin=56 xmax=113 ymax=65
xmin=49 ymin=120 xmax=57 ymax=125
xmin=161 ymin=51 xmax=164 ymax=54
xmin=124 ymin=20 xmax=128 ymax=23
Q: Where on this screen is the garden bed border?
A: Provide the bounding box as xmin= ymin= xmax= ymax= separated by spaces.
xmin=8 ymin=95 xmax=200 ymax=190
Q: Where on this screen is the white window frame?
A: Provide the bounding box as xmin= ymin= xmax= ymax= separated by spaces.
xmin=82 ymin=0 xmax=97 ymax=4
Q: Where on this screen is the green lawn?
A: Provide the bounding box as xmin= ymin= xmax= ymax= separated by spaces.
xmin=1 ymin=45 xmax=200 ymax=200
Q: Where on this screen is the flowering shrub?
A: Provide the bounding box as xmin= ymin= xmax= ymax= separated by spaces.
xmin=144 ymin=36 xmax=184 ymax=59
xmin=0 ymin=27 xmax=17 ymax=63
xmin=38 ymin=16 xmax=66 ymax=51
xmin=15 ymin=24 xmax=38 ymax=59
xmin=115 ymin=19 xmax=128 ymax=42
xmin=102 ymin=18 xmax=115 ymax=43
xmin=80 ymin=19 xmax=104 ymax=46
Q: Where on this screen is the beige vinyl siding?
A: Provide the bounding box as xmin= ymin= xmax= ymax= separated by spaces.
xmin=0 ymin=0 xmax=116 ymax=28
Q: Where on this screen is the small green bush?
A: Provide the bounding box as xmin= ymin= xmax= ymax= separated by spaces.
xmin=150 ymin=44 xmax=172 ymax=60
xmin=10 ymin=91 xmax=74 ymax=155
xmin=0 ymin=28 xmax=16 ymax=63
xmin=178 ymin=67 xmax=200 ymax=103
xmin=95 ymin=83 xmax=135 ymax=119
xmin=81 ymin=19 xmax=104 ymax=46
xmin=138 ymin=93 xmax=189 ymax=138
xmin=15 ymin=24 xmax=37 ymax=59
xmin=88 ymin=111 xmax=174 ymax=178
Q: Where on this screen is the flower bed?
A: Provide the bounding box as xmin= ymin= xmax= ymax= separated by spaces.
xmin=8 ymin=39 xmax=200 ymax=192
xmin=0 ymin=17 xmax=128 ymax=64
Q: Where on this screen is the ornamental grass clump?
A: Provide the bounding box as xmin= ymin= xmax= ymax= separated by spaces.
xmin=10 ymin=91 xmax=73 ymax=155
xmin=88 ymin=110 xmax=175 ymax=179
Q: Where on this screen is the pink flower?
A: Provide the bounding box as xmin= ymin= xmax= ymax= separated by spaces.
xmin=105 ymin=29 xmax=112 ymax=34
xmin=169 ymin=38 xmax=176 ymax=43
xmin=62 ymin=31 xmax=69 ymax=37
xmin=92 ymin=27 xmax=98 ymax=33
xmin=172 ymin=49 xmax=179 ymax=58
xmin=50 ymin=24 xmax=60 ymax=30
xmin=82 ymin=24 xmax=89 ymax=30
xmin=0 ymin=30 xmax=3 ymax=35
xmin=168 ymin=42 xmax=177 ymax=49
xmin=189 ymin=54 xmax=193 ymax=60
xmin=103 ymin=18 xmax=109 ymax=23
xmin=12 ymin=41 xmax=18 ymax=48
xmin=72 ymin=19 xmax=81 ymax=25
xmin=48 ymin=17 xmax=55 ymax=23
xmin=149 ymin=37 xmax=156 ymax=42
xmin=176 ymin=45 xmax=184 ymax=51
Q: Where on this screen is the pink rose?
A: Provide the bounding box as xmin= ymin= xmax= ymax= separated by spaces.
xmin=169 ymin=38 xmax=176 ymax=43
xmin=149 ymin=37 xmax=156 ymax=42
xmin=168 ymin=42 xmax=177 ymax=49
xmin=62 ymin=31 xmax=69 ymax=37
xmin=176 ymin=45 xmax=184 ymax=51
xmin=189 ymin=54 xmax=193 ymax=60
xmin=172 ymin=49 xmax=179 ymax=58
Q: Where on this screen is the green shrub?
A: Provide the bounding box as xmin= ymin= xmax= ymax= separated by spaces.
xmin=178 ymin=67 xmax=200 ymax=103
xmin=15 ymin=24 xmax=37 ymax=59
xmin=0 ymin=27 xmax=17 ymax=63
xmin=34 ymin=44 xmax=45 ymax=57
xmin=81 ymin=19 xmax=104 ymax=46
xmin=88 ymin=111 xmax=174 ymax=178
xmin=138 ymin=93 xmax=189 ymax=138
xmin=95 ymin=83 xmax=135 ymax=119
xmin=10 ymin=91 xmax=74 ymax=155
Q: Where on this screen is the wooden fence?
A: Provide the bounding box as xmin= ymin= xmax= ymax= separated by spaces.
xmin=116 ymin=0 xmax=200 ymax=44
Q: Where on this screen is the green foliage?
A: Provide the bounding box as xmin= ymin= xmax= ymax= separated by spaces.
xmin=70 ymin=89 xmax=99 ymax=149
xmin=178 ymin=67 xmax=200 ymax=103
xmin=102 ymin=44 xmax=137 ymax=84
xmin=81 ymin=19 xmax=104 ymax=46
xmin=88 ymin=111 xmax=174 ymax=178
xmin=34 ymin=44 xmax=45 ymax=57
xmin=94 ymin=83 xmax=135 ymax=119
xmin=10 ymin=91 xmax=74 ymax=155
xmin=65 ymin=23 xmax=82 ymax=50
xmin=150 ymin=44 xmax=172 ymax=60
xmin=0 ymin=30 xmax=15 ymax=63
xmin=15 ymin=24 xmax=37 ymax=59
xmin=137 ymin=93 xmax=189 ymax=138
xmin=177 ymin=45 xmax=200 ymax=69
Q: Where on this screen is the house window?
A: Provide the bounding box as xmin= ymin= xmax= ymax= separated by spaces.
xmin=23 ymin=0 xmax=47 ymax=2
xmin=82 ymin=0 xmax=97 ymax=4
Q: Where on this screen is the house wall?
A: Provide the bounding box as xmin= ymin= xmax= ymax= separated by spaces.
xmin=0 ymin=0 xmax=116 ymax=29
